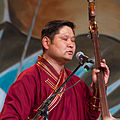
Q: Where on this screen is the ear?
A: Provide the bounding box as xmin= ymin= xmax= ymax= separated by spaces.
xmin=42 ymin=36 xmax=51 ymax=50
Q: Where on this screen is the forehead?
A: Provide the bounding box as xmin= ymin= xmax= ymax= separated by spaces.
xmin=58 ymin=26 xmax=74 ymax=35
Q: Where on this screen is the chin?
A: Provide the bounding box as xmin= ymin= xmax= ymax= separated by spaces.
xmin=64 ymin=57 xmax=73 ymax=61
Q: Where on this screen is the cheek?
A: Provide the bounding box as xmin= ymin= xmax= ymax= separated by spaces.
xmin=73 ymin=43 xmax=76 ymax=51
xmin=50 ymin=44 xmax=63 ymax=54
xmin=56 ymin=42 xmax=66 ymax=50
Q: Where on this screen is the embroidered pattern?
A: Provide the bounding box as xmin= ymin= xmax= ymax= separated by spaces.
xmin=37 ymin=61 xmax=58 ymax=81
xmin=29 ymin=56 xmax=67 ymax=120
xmin=45 ymin=78 xmax=55 ymax=90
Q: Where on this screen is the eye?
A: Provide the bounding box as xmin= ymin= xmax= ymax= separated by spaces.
xmin=62 ymin=37 xmax=68 ymax=41
xmin=71 ymin=38 xmax=75 ymax=42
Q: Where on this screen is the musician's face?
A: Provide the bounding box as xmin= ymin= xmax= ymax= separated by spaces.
xmin=44 ymin=26 xmax=76 ymax=63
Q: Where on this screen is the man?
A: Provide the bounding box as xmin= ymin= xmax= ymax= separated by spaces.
xmin=0 ymin=20 xmax=109 ymax=120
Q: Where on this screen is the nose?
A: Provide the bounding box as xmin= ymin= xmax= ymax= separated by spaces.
xmin=67 ymin=39 xmax=74 ymax=48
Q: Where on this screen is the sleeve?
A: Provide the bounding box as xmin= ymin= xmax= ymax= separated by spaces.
xmin=0 ymin=72 xmax=37 ymax=120
xmin=82 ymin=81 xmax=100 ymax=120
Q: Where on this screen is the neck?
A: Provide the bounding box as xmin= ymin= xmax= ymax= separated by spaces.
xmin=43 ymin=54 xmax=65 ymax=75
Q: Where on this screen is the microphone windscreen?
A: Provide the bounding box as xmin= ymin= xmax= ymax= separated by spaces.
xmin=76 ymin=51 xmax=84 ymax=60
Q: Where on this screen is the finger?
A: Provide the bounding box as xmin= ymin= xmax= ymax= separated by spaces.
xmin=92 ymin=69 xmax=100 ymax=76
xmin=100 ymin=63 xmax=109 ymax=73
xmin=93 ymin=68 xmax=100 ymax=73
xmin=92 ymin=69 xmax=100 ymax=83
xmin=100 ymin=62 xmax=106 ymax=67
xmin=100 ymin=60 xmax=108 ymax=69
xmin=100 ymin=62 xmax=109 ymax=72
xmin=101 ymin=59 xmax=106 ymax=64
xmin=100 ymin=62 xmax=110 ymax=82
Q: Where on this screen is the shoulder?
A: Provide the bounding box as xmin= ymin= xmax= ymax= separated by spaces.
xmin=12 ymin=64 xmax=40 ymax=87
xmin=8 ymin=64 xmax=41 ymax=96
xmin=65 ymin=68 xmax=86 ymax=85
xmin=64 ymin=68 xmax=92 ymax=99
xmin=64 ymin=68 xmax=79 ymax=79
xmin=17 ymin=64 xmax=40 ymax=80
xmin=19 ymin=64 xmax=38 ymax=76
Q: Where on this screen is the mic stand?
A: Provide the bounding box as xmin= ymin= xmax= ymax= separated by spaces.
xmin=32 ymin=60 xmax=88 ymax=120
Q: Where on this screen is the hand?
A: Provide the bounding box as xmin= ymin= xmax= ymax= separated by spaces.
xmin=92 ymin=59 xmax=110 ymax=84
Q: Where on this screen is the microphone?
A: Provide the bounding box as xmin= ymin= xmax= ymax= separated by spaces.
xmin=76 ymin=51 xmax=94 ymax=72
xmin=76 ymin=51 xmax=94 ymax=64
xmin=76 ymin=51 xmax=89 ymax=61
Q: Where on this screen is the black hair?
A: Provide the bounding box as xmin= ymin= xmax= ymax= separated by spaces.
xmin=41 ymin=20 xmax=75 ymax=52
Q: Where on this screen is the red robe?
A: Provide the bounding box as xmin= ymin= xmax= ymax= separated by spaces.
xmin=0 ymin=56 xmax=99 ymax=120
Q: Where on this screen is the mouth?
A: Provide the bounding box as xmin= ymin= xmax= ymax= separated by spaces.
xmin=66 ymin=51 xmax=73 ymax=55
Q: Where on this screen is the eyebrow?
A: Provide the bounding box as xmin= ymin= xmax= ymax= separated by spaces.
xmin=61 ymin=35 xmax=75 ymax=38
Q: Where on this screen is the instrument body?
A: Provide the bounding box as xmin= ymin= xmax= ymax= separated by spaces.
xmin=87 ymin=0 xmax=111 ymax=119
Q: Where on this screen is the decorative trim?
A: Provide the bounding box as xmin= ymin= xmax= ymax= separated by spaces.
xmin=37 ymin=61 xmax=58 ymax=81
xmin=45 ymin=78 xmax=55 ymax=90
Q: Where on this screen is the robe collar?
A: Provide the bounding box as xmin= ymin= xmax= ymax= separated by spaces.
xmin=37 ymin=56 xmax=64 ymax=80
